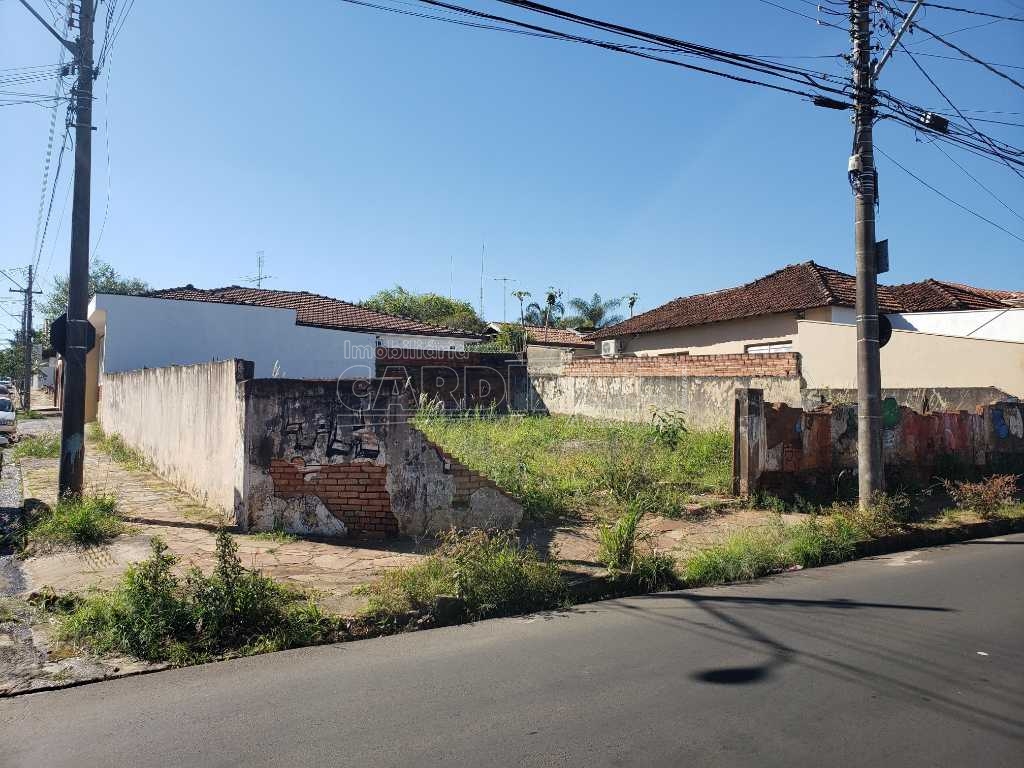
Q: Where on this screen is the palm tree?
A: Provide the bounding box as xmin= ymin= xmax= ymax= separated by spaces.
xmin=511 ymin=289 xmax=531 ymax=327
xmin=523 ymin=297 xmax=564 ymax=327
xmin=566 ymin=293 xmax=624 ymax=330
xmin=626 ymin=292 xmax=638 ymax=318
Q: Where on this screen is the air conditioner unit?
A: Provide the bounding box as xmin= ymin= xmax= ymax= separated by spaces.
xmin=600 ymin=339 xmax=621 ymax=357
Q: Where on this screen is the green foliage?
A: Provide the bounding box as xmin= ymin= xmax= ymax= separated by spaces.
xmin=682 ymin=512 xmax=865 ymax=587
xmin=359 ymin=529 xmax=567 ymax=626
xmin=565 ymin=293 xmax=624 ymax=330
xmin=360 ymin=285 xmax=483 ymax=333
xmin=24 ymin=493 xmax=125 ymax=551
xmin=59 ymin=532 xmax=335 ymax=663
xmin=943 ymin=474 xmax=1019 ymax=519
xmin=596 ymin=502 xmax=677 ymax=590
xmin=18 ymin=410 xmax=45 ymax=420
xmin=413 ymin=413 xmax=732 ymax=521
xmin=87 ymin=423 xmax=152 ymax=471
xmin=10 ymin=433 xmax=60 ymax=459
xmin=251 ymin=524 xmax=298 ymax=544
xmin=648 ymin=408 xmax=687 ymax=450
xmin=469 ymin=324 xmax=527 ymax=353
xmin=40 ymin=259 xmax=150 ymax=325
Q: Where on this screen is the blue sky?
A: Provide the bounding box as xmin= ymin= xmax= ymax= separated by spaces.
xmin=1 ymin=1 xmax=1021 ymax=334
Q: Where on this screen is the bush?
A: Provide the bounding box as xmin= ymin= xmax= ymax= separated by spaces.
xmin=26 ymin=493 xmax=125 ymax=550
xmin=359 ymin=529 xmax=567 ymax=626
xmin=59 ymin=531 xmax=335 ymax=663
xmin=10 ymin=433 xmax=60 ymax=459
xmin=943 ymin=474 xmax=1019 ymax=519
xmin=843 ymin=492 xmax=913 ymax=537
xmin=596 ymin=502 xmax=678 ymax=590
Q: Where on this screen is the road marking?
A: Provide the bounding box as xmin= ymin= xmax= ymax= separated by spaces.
xmin=976 ymin=651 xmax=989 ymax=656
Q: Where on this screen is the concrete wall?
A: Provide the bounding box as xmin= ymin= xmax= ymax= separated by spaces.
xmin=738 ymin=393 xmax=1024 ymax=499
xmin=797 ymin=320 xmax=1024 ymax=397
xmin=527 ymin=352 xmax=802 ymax=428
xmin=610 ymin=308 xmax=830 ymax=356
xmin=241 ymin=378 xmax=523 ymax=537
xmin=98 ymin=359 xmax=250 ymax=521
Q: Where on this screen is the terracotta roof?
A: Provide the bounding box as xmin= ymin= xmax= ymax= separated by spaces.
xmin=141 ymin=285 xmax=480 ymax=339
xmin=588 ymin=261 xmax=1020 ymax=340
xmin=485 ymin=322 xmax=592 ymax=348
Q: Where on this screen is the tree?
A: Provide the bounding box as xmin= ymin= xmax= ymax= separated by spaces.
xmin=360 ymin=285 xmax=484 ymax=332
xmin=492 ymin=324 xmax=526 ymax=353
xmin=40 ymin=259 xmax=150 ymax=322
xmin=566 ymin=293 xmax=624 ymax=330
xmin=626 ymin=292 xmax=638 ymax=317
xmin=510 ymin=289 xmax=531 ymax=327
xmin=523 ymin=287 xmax=565 ymax=328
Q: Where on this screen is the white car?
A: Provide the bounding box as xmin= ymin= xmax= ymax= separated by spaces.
xmin=0 ymin=397 xmax=16 ymax=435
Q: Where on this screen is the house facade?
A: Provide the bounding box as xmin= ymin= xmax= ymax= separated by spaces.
xmin=587 ymin=261 xmax=1024 ymax=357
xmin=84 ymin=285 xmax=479 ymax=420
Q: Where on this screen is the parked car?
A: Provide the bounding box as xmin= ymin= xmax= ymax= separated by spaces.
xmin=0 ymin=397 xmax=15 ymax=436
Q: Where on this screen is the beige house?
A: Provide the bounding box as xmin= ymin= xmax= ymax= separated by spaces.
xmin=587 ymin=262 xmax=1024 ymax=397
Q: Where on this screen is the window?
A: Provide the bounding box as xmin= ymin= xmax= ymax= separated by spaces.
xmin=745 ymin=341 xmax=792 ymax=354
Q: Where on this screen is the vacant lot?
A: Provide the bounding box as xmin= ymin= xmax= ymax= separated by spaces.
xmin=414 ymin=411 xmax=732 ymax=520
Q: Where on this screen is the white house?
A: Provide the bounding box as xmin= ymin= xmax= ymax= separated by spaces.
xmin=84 ymin=285 xmax=480 ymax=420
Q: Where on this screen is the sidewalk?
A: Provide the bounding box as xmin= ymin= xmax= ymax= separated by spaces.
xmin=17 ymin=417 xmax=428 ymax=615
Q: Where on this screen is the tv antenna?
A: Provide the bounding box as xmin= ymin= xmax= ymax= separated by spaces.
xmin=242 ymin=250 xmax=275 ymax=288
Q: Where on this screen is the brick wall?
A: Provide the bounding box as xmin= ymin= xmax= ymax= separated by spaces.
xmin=425 ymin=441 xmax=516 ymax=507
xmin=269 ymin=458 xmax=398 ymax=538
xmin=562 ymin=352 xmax=800 ymax=378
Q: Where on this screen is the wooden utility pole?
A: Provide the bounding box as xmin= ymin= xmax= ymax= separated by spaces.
xmin=10 ymin=266 xmax=42 ymax=411
xmin=849 ymin=0 xmax=883 ymax=505
xmin=60 ymin=0 xmax=95 ymax=497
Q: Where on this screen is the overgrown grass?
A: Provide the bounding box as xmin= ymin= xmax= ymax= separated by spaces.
xmin=23 ymin=493 xmax=126 ymax=551
xmin=58 ymin=531 xmax=336 ymax=664
xmin=87 ymin=423 xmax=152 ymax=471
xmin=358 ymin=529 xmax=567 ymax=627
xmin=10 ymin=432 xmax=60 ymax=459
xmin=683 ymin=512 xmax=864 ymax=587
xmin=17 ymin=409 xmax=45 ymax=420
xmin=250 ymin=527 xmax=299 ymax=544
xmin=413 ymin=412 xmax=732 ymax=520
xmin=943 ymin=474 xmax=1020 ymax=519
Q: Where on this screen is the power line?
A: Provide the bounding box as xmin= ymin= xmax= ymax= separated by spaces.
xmin=875 ymin=145 xmax=1024 ymax=243
xmin=929 ymin=140 xmax=1024 ymax=223
xmin=894 ymin=37 xmax=1024 ymax=181
xmin=896 ymin=1 xmax=1024 ymax=22
xmin=885 ymin=4 xmax=1024 ymax=91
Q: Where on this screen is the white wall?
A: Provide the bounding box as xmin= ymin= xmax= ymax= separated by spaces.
xmin=99 ymin=360 xmax=248 ymax=521
xmin=91 ymin=294 xmax=376 ymax=379
xmin=380 ymin=333 xmax=468 ymax=352
xmin=828 ymin=306 xmax=1023 ymax=342
xmin=797 ymin=320 xmax=1024 ymax=397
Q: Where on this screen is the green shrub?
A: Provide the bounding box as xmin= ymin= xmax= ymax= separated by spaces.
xmin=596 ymin=502 xmax=678 ymax=590
xmin=596 ymin=504 xmax=645 ymax=572
xmin=846 ymin=492 xmax=913 ymax=536
xmin=942 ymin=474 xmax=1019 ymax=519
xmin=59 ymin=531 xmax=334 ymax=663
xmin=26 ymin=493 xmax=124 ymax=550
xmin=359 ymin=529 xmax=567 ymax=626
xmin=10 ymin=433 xmax=60 ymax=459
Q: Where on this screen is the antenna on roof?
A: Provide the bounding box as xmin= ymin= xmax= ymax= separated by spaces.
xmin=479 ymin=242 xmax=485 ymax=319
xmin=488 ymin=275 xmax=518 ymax=322
xmin=242 ymin=250 xmax=275 ymax=289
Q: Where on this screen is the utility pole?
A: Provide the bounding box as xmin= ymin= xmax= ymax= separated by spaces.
xmin=10 ymin=265 xmax=42 ymax=411
xmin=61 ymin=0 xmax=95 ymax=497
xmin=850 ymin=0 xmax=882 ymax=505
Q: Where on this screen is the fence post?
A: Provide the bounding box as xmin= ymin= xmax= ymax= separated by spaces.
xmin=733 ymin=388 xmax=764 ymax=497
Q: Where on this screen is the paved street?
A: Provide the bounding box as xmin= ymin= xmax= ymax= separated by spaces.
xmin=2 ymin=535 xmax=1022 ymax=767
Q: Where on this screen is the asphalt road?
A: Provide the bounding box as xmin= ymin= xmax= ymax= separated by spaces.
xmin=2 ymin=535 xmax=1022 ymax=768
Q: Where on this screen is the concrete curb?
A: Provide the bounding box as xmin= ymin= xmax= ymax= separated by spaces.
xmin=566 ymin=516 xmax=1024 ymax=603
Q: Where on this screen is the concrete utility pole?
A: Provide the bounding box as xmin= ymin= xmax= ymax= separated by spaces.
xmin=850 ymin=0 xmax=882 ymax=504
xmin=10 ymin=266 xmax=42 ymax=411
xmin=60 ymin=0 xmax=95 ymax=497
